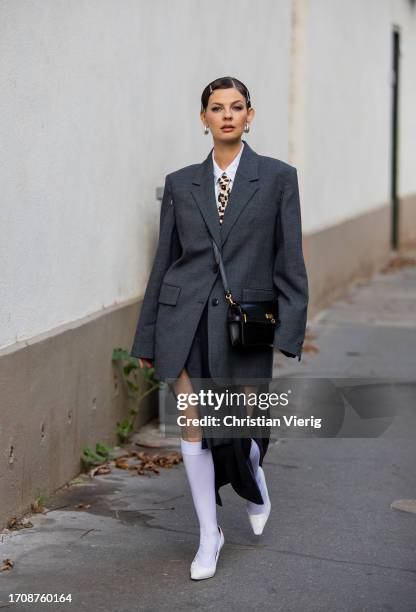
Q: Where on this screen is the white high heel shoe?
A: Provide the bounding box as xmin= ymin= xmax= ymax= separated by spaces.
xmin=190 ymin=526 xmax=224 ymax=580
xmin=247 ymin=466 xmax=271 ymax=535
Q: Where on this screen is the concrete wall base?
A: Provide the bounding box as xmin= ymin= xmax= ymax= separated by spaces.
xmin=304 ymin=203 xmax=393 ymax=318
xmin=0 ymin=300 xmax=156 ymax=528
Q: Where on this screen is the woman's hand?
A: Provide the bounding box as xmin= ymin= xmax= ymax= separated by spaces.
xmin=138 ymin=358 xmax=154 ymax=369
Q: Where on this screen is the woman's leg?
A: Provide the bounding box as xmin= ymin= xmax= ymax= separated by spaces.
xmin=173 ymin=368 xmax=221 ymax=568
xmin=173 ymin=367 xmax=203 ymax=442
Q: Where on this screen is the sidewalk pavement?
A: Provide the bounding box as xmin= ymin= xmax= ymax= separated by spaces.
xmin=1 ymin=251 xmax=415 ymax=612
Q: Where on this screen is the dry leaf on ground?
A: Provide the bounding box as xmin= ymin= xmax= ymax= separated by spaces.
xmin=381 ymin=256 xmax=416 ymax=274
xmin=1 ymin=558 xmax=14 ymax=571
xmin=90 ymin=450 xmax=182 ymax=478
xmin=302 ymin=343 xmax=319 ymax=354
xmin=90 ymin=464 xmax=112 ymax=477
xmin=6 ymin=517 xmax=33 ymax=531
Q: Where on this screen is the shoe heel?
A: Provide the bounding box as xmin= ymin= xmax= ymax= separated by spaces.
xmin=190 ymin=526 xmax=224 ymax=580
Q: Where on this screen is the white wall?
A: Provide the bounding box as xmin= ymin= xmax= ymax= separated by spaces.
xmin=294 ymin=0 xmax=391 ymax=232
xmin=0 ymin=0 xmax=291 ymax=350
xmin=1 ymin=0 xmax=415 ymax=351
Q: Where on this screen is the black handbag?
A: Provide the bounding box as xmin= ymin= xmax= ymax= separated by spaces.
xmin=212 ymin=240 xmax=279 ymax=348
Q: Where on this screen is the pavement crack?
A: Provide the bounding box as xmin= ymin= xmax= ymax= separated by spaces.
xmin=261 ymin=546 xmax=416 ymax=575
xmin=79 ymin=528 xmax=99 ymax=539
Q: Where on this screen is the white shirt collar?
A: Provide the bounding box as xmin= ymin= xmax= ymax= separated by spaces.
xmin=212 ymin=141 xmax=245 ymax=184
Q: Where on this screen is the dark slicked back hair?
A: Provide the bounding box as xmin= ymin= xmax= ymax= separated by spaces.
xmin=201 ymin=76 xmax=252 ymax=112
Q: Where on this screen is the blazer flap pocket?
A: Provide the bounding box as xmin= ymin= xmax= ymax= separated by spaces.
xmin=158 ymin=282 xmax=181 ymax=305
xmin=242 ymin=288 xmax=275 ymax=302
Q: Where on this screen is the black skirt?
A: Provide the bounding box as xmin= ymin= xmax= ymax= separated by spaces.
xmin=177 ymin=301 xmax=271 ymax=506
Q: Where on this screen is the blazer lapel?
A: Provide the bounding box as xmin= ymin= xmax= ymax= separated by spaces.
xmin=190 ymin=139 xmax=259 ymax=248
xmin=191 ymin=150 xmax=222 ymax=248
xmin=219 ymin=140 xmax=259 ymax=247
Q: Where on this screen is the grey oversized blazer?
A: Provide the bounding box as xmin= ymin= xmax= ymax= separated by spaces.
xmin=130 ymin=139 xmax=309 ymax=385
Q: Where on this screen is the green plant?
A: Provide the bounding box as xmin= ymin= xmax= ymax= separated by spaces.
xmin=31 ymin=490 xmax=48 ymax=513
xmin=116 ymin=419 xmax=134 ymax=441
xmin=81 ymin=442 xmax=112 ymax=471
xmin=79 ymin=349 xmax=161 ymax=471
xmin=112 ymin=348 xmax=161 ymax=442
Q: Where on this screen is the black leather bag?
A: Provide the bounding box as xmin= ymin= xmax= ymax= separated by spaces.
xmin=212 ymin=240 xmax=279 ymax=348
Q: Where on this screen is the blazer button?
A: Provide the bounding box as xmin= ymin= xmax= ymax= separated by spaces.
xmin=211 ymin=298 xmax=219 ymax=306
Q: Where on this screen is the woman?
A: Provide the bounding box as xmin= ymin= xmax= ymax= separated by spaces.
xmin=130 ymin=76 xmax=309 ymax=580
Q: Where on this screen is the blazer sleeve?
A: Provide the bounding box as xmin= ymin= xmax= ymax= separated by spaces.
xmin=130 ymin=174 xmax=181 ymax=360
xmin=273 ymin=166 xmax=309 ymax=361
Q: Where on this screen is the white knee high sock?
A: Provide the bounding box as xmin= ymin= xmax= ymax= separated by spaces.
xmin=180 ymin=439 xmax=220 ymax=567
xmin=247 ymin=438 xmax=270 ymax=515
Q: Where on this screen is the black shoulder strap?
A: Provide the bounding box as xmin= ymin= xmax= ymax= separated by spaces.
xmin=212 ymin=239 xmax=230 ymax=295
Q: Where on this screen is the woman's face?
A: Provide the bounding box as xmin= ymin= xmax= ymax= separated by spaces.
xmin=200 ymin=87 xmax=255 ymax=143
